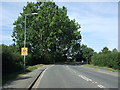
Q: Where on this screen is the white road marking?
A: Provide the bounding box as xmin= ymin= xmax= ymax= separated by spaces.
xmin=97 ymin=85 xmax=105 ymax=88
xmin=78 ymin=75 xmax=92 ymax=82
xmin=78 ymin=74 xmax=106 ymax=88
xmin=33 ymin=65 xmax=54 ymax=89
xmin=34 ymin=67 xmax=48 ymax=88
xmin=67 ymin=66 xmax=77 ymax=74
xmin=95 ymin=82 xmax=97 ymax=84
xmin=79 ymin=74 xmax=106 ymax=88
xmin=65 ymin=66 xmax=106 ymax=89
xmin=92 ymin=82 xmax=97 ymax=84
xmin=66 ymin=66 xmax=73 ymax=72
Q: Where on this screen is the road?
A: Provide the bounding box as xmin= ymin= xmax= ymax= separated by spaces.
xmin=33 ymin=64 xmax=119 ymax=88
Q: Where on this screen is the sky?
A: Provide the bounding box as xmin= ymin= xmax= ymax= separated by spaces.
xmin=0 ymin=1 xmax=118 ymax=52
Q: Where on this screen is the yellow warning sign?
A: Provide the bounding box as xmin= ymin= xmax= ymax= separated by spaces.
xmin=21 ymin=47 xmax=28 ymax=56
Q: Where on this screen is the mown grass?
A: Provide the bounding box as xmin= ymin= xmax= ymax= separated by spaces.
xmin=83 ymin=64 xmax=120 ymax=72
xmin=2 ymin=64 xmax=44 ymax=85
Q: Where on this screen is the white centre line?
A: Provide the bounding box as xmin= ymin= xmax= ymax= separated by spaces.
xmin=78 ymin=75 xmax=92 ymax=82
xmin=97 ymin=85 xmax=105 ymax=88
xmin=95 ymin=82 xmax=97 ymax=84
xmin=65 ymin=66 xmax=106 ymax=89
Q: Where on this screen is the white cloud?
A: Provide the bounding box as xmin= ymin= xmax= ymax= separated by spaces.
xmin=64 ymin=2 xmax=118 ymax=52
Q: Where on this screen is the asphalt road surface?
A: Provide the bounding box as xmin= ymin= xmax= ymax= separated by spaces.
xmin=33 ymin=65 xmax=119 ymax=88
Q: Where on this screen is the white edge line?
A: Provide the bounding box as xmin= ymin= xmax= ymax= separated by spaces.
xmin=33 ymin=65 xmax=54 ymax=88
xmin=35 ymin=67 xmax=48 ymax=88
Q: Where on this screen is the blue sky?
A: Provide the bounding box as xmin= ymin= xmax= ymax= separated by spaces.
xmin=1 ymin=1 xmax=118 ymax=52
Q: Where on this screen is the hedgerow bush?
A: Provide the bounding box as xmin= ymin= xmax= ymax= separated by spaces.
xmin=2 ymin=44 xmax=23 ymax=75
xmin=91 ymin=48 xmax=120 ymax=70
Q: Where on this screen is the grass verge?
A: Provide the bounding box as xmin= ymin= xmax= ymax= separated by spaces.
xmin=2 ymin=64 xmax=44 ymax=85
xmin=82 ymin=64 xmax=120 ymax=72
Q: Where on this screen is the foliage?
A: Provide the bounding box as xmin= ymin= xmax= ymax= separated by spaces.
xmin=12 ymin=1 xmax=81 ymax=64
xmin=101 ymin=47 xmax=109 ymax=53
xmin=2 ymin=44 xmax=23 ymax=75
xmin=91 ymin=47 xmax=120 ymax=70
xmin=80 ymin=44 xmax=95 ymax=63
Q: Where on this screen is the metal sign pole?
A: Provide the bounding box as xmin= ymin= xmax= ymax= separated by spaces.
xmin=24 ymin=15 xmax=26 ymax=71
xmin=22 ymin=13 xmax=38 ymax=71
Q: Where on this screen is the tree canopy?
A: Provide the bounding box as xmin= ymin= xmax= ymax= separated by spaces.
xmin=91 ymin=47 xmax=120 ymax=70
xmin=12 ymin=1 xmax=81 ymax=64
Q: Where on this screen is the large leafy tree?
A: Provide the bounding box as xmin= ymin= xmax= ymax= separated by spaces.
xmin=80 ymin=44 xmax=95 ymax=64
xmin=12 ymin=1 xmax=81 ymax=64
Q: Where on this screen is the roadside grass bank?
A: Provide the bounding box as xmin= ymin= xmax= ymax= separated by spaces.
xmin=82 ymin=64 xmax=120 ymax=72
xmin=2 ymin=64 xmax=44 ymax=85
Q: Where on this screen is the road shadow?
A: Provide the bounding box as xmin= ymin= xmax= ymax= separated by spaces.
xmin=15 ymin=76 xmax=32 ymax=81
xmin=55 ymin=62 xmax=87 ymax=66
xmin=3 ymin=76 xmax=32 ymax=87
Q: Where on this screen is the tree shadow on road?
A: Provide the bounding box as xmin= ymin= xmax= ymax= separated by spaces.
xmin=55 ymin=62 xmax=87 ymax=66
xmin=15 ymin=76 xmax=32 ymax=81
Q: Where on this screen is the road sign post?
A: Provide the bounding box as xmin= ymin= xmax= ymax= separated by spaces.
xmin=22 ymin=13 xmax=38 ymax=71
xmin=21 ymin=47 xmax=28 ymax=70
xmin=21 ymin=48 xmax=28 ymax=56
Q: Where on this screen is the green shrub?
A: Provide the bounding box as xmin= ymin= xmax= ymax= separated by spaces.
xmin=43 ymin=53 xmax=54 ymax=64
xmin=91 ymin=49 xmax=120 ymax=70
xmin=2 ymin=44 xmax=23 ymax=75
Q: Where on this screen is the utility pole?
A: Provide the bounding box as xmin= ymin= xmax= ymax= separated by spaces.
xmin=23 ymin=15 xmax=26 ymax=71
xmin=23 ymin=13 xmax=38 ymax=71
